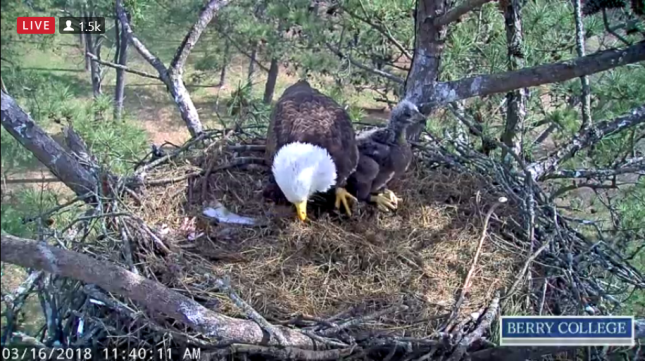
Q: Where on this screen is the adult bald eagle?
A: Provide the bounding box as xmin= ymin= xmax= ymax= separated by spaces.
xmin=264 ymin=80 xmax=359 ymax=221
xmin=346 ymin=100 xmax=425 ymax=212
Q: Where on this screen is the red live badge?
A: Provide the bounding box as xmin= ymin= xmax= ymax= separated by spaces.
xmin=17 ymin=17 xmax=56 ymax=34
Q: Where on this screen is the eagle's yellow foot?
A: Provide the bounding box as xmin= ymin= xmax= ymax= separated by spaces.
xmin=334 ymin=187 xmax=357 ymax=216
xmin=380 ymin=189 xmax=402 ymax=207
xmin=370 ymin=193 xmax=398 ymax=212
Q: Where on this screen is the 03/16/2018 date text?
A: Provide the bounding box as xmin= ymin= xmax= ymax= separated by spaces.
xmin=1 ymin=347 xmax=202 ymax=360
xmin=2 ymin=347 xmax=93 ymax=360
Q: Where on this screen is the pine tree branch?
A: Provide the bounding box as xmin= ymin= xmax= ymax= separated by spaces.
xmin=325 ymin=42 xmax=405 ymax=84
xmin=419 ymin=41 xmax=645 ymax=111
xmin=527 ymin=105 xmax=645 ymax=181
xmin=340 ymin=5 xmax=413 ymax=60
xmin=543 ymin=164 xmax=644 ymax=180
xmin=115 ymin=0 xmax=168 ymax=79
xmin=0 ymin=93 xmax=97 ymax=198
xmin=169 ymin=0 xmax=230 ymax=73
xmin=86 ymin=52 xmax=160 ymax=80
xmin=0 ymin=234 xmax=318 ymax=349
xmin=434 ymin=0 xmax=494 ymax=26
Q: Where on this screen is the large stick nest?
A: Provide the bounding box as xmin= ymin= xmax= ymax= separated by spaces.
xmin=13 ymin=129 xmax=641 ymax=360
xmin=121 ymin=133 xmax=519 ymax=337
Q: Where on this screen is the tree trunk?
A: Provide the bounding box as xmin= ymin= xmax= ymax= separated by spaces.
xmin=500 ymin=0 xmax=527 ymax=162
xmin=167 ymin=73 xmax=204 ymax=136
xmin=219 ymin=39 xmax=230 ymax=87
xmin=82 ymin=32 xmax=91 ymax=71
xmin=114 ymin=18 xmax=129 ymax=121
xmin=247 ymin=42 xmax=258 ymax=90
xmin=573 ymin=0 xmax=592 ymax=130
xmin=263 ymin=58 xmax=279 ymax=104
xmin=113 ymin=17 xmax=120 ymax=64
xmin=85 ymin=32 xmax=103 ymax=99
xmin=405 ymin=0 xmax=450 ymax=141
xmin=1 ymin=93 xmax=97 ymax=198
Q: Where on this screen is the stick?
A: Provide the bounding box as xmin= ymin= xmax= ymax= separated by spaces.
xmin=317 ymin=304 xmax=408 ymax=337
xmin=446 ymin=294 xmax=500 ymax=361
xmin=86 ymin=52 xmax=160 ymax=80
xmin=213 ymin=277 xmax=289 ymax=346
xmin=444 ymin=197 xmax=507 ymax=329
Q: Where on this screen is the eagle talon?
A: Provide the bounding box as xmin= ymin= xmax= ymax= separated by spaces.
xmin=370 ymin=193 xmax=398 ymax=212
xmin=335 ymin=187 xmax=357 ymax=217
xmin=380 ymin=189 xmax=402 ymax=208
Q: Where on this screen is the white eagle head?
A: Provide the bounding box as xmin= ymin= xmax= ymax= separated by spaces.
xmin=272 ymin=141 xmax=337 ymax=221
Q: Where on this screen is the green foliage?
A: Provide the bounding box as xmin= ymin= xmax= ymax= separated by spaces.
xmin=0 ymin=188 xmax=73 ymax=239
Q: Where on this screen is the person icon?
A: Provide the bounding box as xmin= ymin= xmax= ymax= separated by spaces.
xmin=63 ymin=20 xmax=74 ymax=31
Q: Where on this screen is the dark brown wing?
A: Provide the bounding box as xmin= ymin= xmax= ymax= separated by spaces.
xmin=265 ymin=81 xmax=359 ymax=186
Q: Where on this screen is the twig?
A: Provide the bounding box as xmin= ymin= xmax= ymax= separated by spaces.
xmin=444 ymin=197 xmax=507 ymax=329
xmin=325 ymin=43 xmax=404 ymax=84
xmin=134 ymin=131 xmax=210 ymax=176
xmin=22 ymin=193 xmax=90 ymax=224
xmin=213 ymin=277 xmax=289 ymax=346
xmin=340 ymin=5 xmax=412 ymax=59
xmin=505 ymin=238 xmax=552 ymax=299
xmin=317 ymin=304 xmax=408 ymax=337
xmin=446 ymin=293 xmax=500 ymax=361
xmin=86 ymin=52 xmax=160 ymax=80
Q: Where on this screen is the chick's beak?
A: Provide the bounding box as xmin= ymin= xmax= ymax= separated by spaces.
xmin=294 ymin=200 xmax=307 ymax=221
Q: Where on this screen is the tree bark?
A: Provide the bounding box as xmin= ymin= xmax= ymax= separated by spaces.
xmin=1 ymin=93 xmax=97 ymax=198
xmin=418 ymin=41 xmax=645 ymax=112
xmin=500 ymin=0 xmax=527 ymax=161
xmin=526 ymin=105 xmax=645 ymax=180
xmin=247 ymin=42 xmax=258 ymax=90
xmin=263 ymin=58 xmax=280 ymax=104
xmin=405 ymin=0 xmax=450 ymax=140
xmin=84 ymin=27 xmax=103 ymax=100
xmin=219 ymin=39 xmax=230 ymax=87
xmin=114 ymin=13 xmax=129 ymax=121
xmin=1 ymin=234 xmax=317 ymax=349
xmin=573 ymin=0 xmax=592 ymax=130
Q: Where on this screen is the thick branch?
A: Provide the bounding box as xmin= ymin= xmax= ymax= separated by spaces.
xmin=434 ymin=0 xmax=494 ymax=26
xmin=420 ymin=41 xmax=645 ymax=111
xmin=115 ymin=0 xmax=167 ymax=77
xmin=86 ymin=52 xmax=160 ymax=80
xmin=0 ymin=93 xmax=97 ymax=198
xmin=0 ymin=234 xmax=316 ymax=348
xmin=325 ymin=42 xmax=404 ymax=84
xmin=527 ymin=105 xmax=645 ymax=180
xmin=169 ymin=0 xmax=230 ymax=73
xmin=543 ymin=165 xmax=644 ymax=180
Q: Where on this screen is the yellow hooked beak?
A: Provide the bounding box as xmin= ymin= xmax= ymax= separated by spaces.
xmin=294 ymin=200 xmax=307 ymax=221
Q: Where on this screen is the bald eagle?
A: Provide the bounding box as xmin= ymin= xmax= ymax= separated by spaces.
xmin=346 ymin=100 xmax=425 ymax=212
xmin=264 ymin=80 xmax=359 ymax=221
